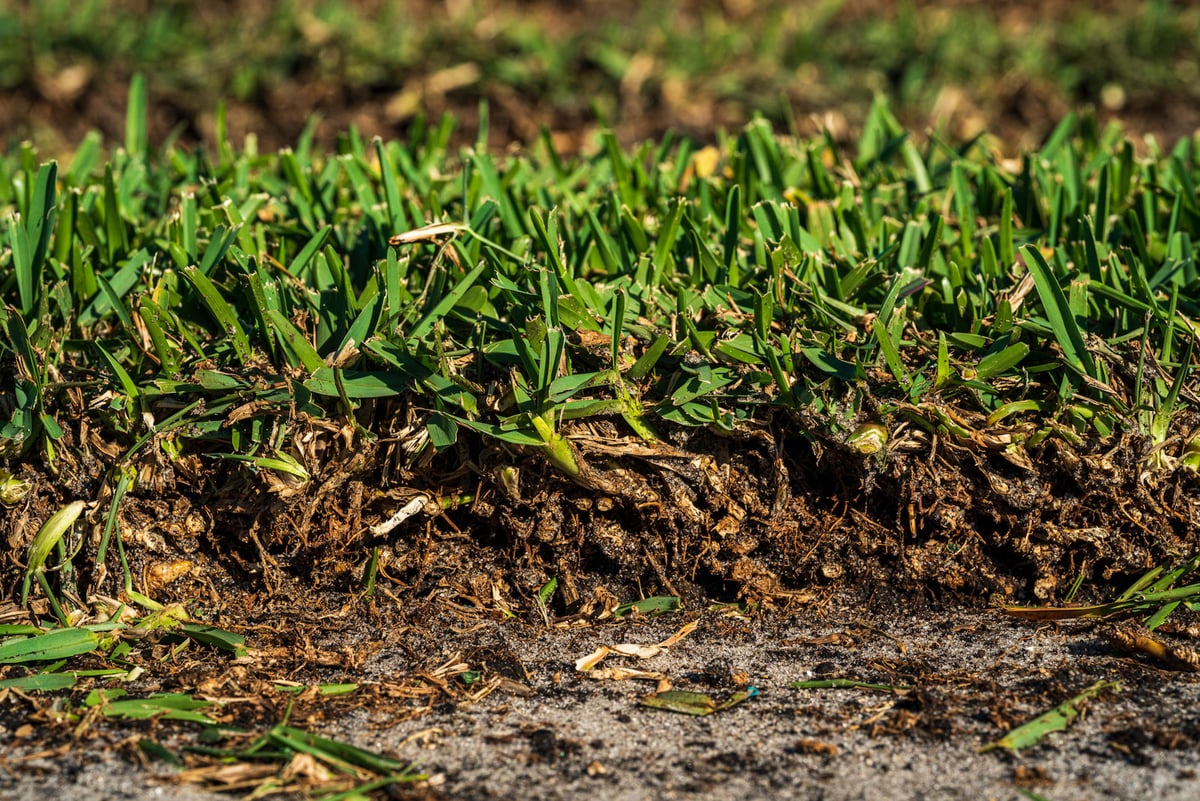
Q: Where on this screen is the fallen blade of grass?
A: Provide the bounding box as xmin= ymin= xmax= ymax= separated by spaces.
xmin=180 ymin=719 xmax=423 ymax=799
xmin=614 ymin=596 xmax=682 ymax=617
xmin=1017 ymin=790 xmax=1054 ymax=801
xmin=138 ymin=738 xmax=184 ymax=769
xmin=267 ymin=725 xmax=413 ymax=776
xmin=0 ymin=627 xmax=100 ymax=664
xmin=273 ymin=682 xmax=359 ymax=696
xmin=0 ymin=671 xmax=79 ymax=691
xmin=86 ymin=689 xmax=221 ymax=725
xmin=318 ymin=775 xmax=418 ymax=801
xmin=641 ymin=686 xmax=758 ymax=716
xmin=979 ymin=680 xmax=1119 ymax=753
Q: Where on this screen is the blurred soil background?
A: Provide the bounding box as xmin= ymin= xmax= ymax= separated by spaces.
xmin=1 ymin=0 xmax=1198 ymax=158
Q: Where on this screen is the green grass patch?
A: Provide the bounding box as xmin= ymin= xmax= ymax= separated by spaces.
xmin=2 ymin=88 xmax=1197 ymax=485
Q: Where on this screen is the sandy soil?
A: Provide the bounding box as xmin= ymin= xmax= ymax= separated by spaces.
xmin=5 ymin=598 xmax=1198 ymax=801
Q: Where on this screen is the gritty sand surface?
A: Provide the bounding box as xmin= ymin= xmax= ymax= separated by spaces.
xmin=4 ymin=601 xmax=1199 ymax=801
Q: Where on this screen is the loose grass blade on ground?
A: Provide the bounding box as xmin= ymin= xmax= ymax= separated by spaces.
xmin=614 ymin=596 xmax=682 ymax=618
xmin=790 ymin=679 xmax=912 ymax=692
xmin=979 ymin=680 xmax=1119 ymax=754
xmin=0 ymin=626 xmax=99 ymax=664
xmin=84 ymin=689 xmax=220 ymax=725
xmin=641 ymin=686 xmax=759 ymax=716
xmin=0 ymin=671 xmax=79 ymax=691
xmin=179 ymin=720 xmax=423 ymax=800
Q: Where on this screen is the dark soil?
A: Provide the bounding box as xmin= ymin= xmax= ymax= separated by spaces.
xmin=32 ymin=413 xmax=1200 ymax=610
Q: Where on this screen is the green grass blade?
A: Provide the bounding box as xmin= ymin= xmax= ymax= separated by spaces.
xmin=124 ymin=73 xmax=148 ymax=160
xmin=14 ymin=161 xmax=58 ymax=316
xmin=872 ymin=318 xmax=910 ymax=391
xmin=980 ymin=680 xmax=1118 ymax=754
xmin=408 ymin=259 xmax=489 ymax=342
xmin=180 ymin=265 xmax=253 ymax=363
xmin=26 ymin=500 xmax=85 ymax=576
xmin=0 ymin=627 xmax=99 ymax=664
xmin=0 ymin=672 xmax=79 ymax=692
xmin=1021 ymin=245 xmax=1096 ymax=379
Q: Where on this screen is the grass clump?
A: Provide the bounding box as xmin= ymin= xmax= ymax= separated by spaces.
xmin=4 ymin=73 xmax=1200 ymax=801
xmin=0 ymin=85 xmax=1199 ymax=613
xmin=2 ymin=95 xmax=1196 ymax=468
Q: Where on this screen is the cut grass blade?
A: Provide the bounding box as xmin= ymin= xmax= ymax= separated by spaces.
xmin=87 ymin=689 xmax=220 ymax=725
xmin=641 ymin=686 xmax=758 ymax=716
xmin=790 ymin=678 xmax=911 ymax=692
xmin=0 ymin=627 xmax=99 ymax=664
xmin=979 ymin=680 xmax=1119 ymax=754
xmin=0 ymin=672 xmax=79 ymax=692
xmin=614 ymin=596 xmax=682 ymax=617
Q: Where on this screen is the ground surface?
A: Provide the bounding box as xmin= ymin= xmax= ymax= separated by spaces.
xmin=5 ymin=599 xmax=1200 ymax=801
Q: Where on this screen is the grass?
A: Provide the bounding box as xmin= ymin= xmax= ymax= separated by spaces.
xmin=1 ymin=77 xmax=1198 ymax=620
xmin=0 ymin=603 xmax=421 ymax=797
xmin=2 ymin=87 xmax=1197 ymax=487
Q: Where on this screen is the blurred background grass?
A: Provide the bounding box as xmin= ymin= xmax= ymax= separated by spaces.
xmin=0 ymin=0 xmax=1197 ymax=155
